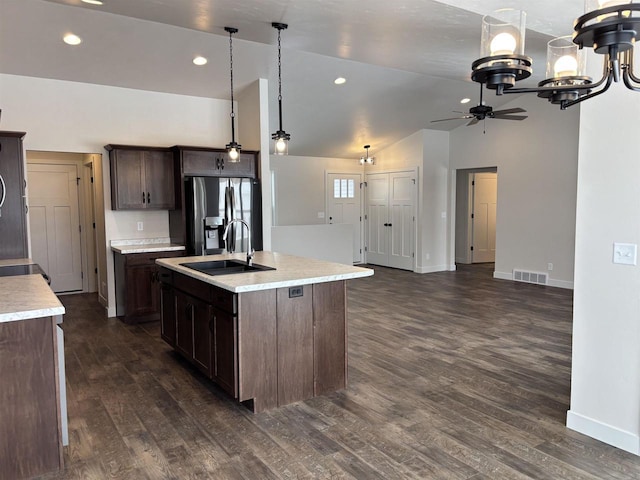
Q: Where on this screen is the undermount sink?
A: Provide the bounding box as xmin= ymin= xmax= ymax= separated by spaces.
xmin=180 ymin=259 xmax=275 ymax=276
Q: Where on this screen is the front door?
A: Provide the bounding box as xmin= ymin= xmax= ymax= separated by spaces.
xmin=472 ymin=172 xmax=497 ymax=263
xmin=28 ymin=163 xmax=83 ymax=292
xmin=326 ymin=173 xmax=363 ymax=263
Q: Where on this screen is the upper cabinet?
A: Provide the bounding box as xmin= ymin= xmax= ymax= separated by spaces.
xmin=176 ymin=147 xmax=257 ymax=178
xmin=106 ymin=145 xmax=175 ymax=210
xmin=0 ymin=131 xmax=28 ymax=259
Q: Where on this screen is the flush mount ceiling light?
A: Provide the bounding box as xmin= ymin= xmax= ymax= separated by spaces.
xmin=334 ymin=77 xmax=346 ymax=85
xmin=224 ymin=27 xmax=241 ymax=163
xmin=63 ymin=33 xmax=82 ymax=45
xmin=472 ymin=1 xmax=640 ymax=109
xmin=193 ymin=56 xmax=207 ymax=66
xmin=81 ymin=0 xmax=104 ymax=5
xmin=460 ymin=98 xmax=471 ymax=104
xmin=271 ymin=22 xmax=291 ymax=156
xmin=359 ymin=145 xmax=374 ymax=165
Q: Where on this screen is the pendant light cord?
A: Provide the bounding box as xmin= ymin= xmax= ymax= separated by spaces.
xmin=229 ymin=28 xmax=236 ymax=140
xmin=277 ymin=27 xmax=283 ymax=130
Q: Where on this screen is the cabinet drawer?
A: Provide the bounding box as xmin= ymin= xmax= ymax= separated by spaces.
xmin=173 ymin=271 xmax=212 ymax=302
xmin=124 ymin=250 xmax=182 ymax=266
xmin=211 ymin=286 xmax=236 ymax=314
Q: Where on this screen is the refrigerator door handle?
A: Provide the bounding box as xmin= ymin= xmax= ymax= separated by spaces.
xmin=0 ymin=173 xmax=6 ymax=217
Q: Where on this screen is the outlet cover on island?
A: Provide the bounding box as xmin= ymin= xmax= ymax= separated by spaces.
xmin=137 ymin=222 xmax=143 ymax=231
xmin=613 ymin=242 xmax=637 ymax=265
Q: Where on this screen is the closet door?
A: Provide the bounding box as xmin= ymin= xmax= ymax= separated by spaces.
xmin=365 ymin=173 xmax=389 ymax=266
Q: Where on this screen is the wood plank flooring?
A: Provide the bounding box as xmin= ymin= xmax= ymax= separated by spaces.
xmin=37 ymin=263 xmax=640 ymax=479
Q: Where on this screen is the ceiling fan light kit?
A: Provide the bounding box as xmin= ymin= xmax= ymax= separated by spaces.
xmin=472 ymin=1 xmax=640 ymax=109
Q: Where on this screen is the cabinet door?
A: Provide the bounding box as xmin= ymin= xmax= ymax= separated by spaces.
xmin=160 ymin=283 xmax=176 ymax=346
xmin=212 ymin=307 xmax=238 ymax=398
xmin=182 ymin=150 xmax=220 ymax=176
xmin=221 ymin=152 xmax=255 ymax=178
xmin=145 ymin=150 xmax=175 ymax=209
xmin=192 ymin=300 xmax=212 ymax=377
xmin=111 ymin=150 xmax=145 ymax=209
xmin=124 ymin=263 xmax=157 ymax=319
xmin=175 ymin=290 xmax=194 ymax=359
xmin=0 ymin=133 xmax=28 ymax=259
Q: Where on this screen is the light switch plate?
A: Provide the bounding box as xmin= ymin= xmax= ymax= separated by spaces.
xmin=613 ymin=242 xmax=637 ymax=266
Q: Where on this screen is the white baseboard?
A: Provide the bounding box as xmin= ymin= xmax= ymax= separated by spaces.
xmin=493 ymin=270 xmax=574 ymax=290
xmin=415 ymin=264 xmax=450 ymax=274
xmin=567 ymin=410 xmax=640 ymax=455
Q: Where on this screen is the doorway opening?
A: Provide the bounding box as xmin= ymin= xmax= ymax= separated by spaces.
xmin=455 ymin=167 xmax=498 ymax=265
xmin=26 ymin=151 xmax=103 ymax=295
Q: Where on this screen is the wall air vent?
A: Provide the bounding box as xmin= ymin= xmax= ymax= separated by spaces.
xmin=513 ymin=269 xmax=548 ymax=286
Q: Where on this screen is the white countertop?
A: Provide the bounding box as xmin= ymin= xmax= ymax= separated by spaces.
xmin=156 ymin=251 xmax=373 ymax=293
xmin=110 ymin=238 xmax=185 ymax=254
xmin=0 ymin=258 xmax=34 ymax=267
xmin=0 ymin=274 xmax=65 ymax=323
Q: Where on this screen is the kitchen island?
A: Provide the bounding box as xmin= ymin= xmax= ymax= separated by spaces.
xmin=0 ymin=269 xmax=66 ymax=479
xmin=157 ymin=251 xmax=373 ymax=412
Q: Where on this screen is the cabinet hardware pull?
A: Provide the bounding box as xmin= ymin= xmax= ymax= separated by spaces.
xmin=216 ymin=158 xmax=220 ymax=169
xmin=147 ymin=192 xmax=150 ymax=204
xmin=220 ymin=158 xmax=224 ymax=170
xmin=142 ymin=192 xmax=146 ymax=203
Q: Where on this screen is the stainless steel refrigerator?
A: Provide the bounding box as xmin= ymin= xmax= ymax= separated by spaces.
xmin=184 ymin=176 xmax=262 ymax=256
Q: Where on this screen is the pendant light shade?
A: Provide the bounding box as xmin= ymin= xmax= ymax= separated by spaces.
xmin=271 ymin=22 xmax=291 ymax=155
xmin=225 ymin=27 xmax=241 ymax=163
xmin=359 ymin=145 xmax=374 ymax=165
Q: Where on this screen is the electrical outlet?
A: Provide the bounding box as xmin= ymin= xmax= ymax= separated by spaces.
xmin=547 ymin=263 xmax=553 ymax=271
xmin=137 ymin=222 xmax=143 ymax=231
xmin=425 ymin=253 xmax=430 ymax=260
xmin=318 ymin=212 xmax=325 ymax=219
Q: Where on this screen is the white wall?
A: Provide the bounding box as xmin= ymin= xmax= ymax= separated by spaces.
xmin=0 ymin=74 xmax=231 ymax=316
xmin=270 ymin=154 xmax=362 ymax=226
xmin=272 ymin=224 xmax=353 ymax=265
xmin=449 ymin=93 xmax=580 ymax=288
xmin=567 ymin=53 xmax=640 ymax=454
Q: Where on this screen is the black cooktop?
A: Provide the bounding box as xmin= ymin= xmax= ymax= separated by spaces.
xmin=0 ymin=264 xmax=50 ymax=284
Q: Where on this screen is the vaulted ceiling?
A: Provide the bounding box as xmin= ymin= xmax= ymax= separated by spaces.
xmin=1 ymin=0 xmax=584 ymax=157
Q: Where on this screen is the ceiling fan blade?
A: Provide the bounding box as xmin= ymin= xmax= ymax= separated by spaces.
xmin=430 ymin=116 xmax=472 ymax=123
xmin=493 ymin=114 xmax=528 ymax=121
xmin=467 ymin=117 xmax=480 ymax=126
xmin=492 ymin=107 xmax=526 ymax=115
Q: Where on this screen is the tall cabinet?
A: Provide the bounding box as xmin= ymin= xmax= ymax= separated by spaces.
xmin=0 ymin=131 xmax=28 ymax=260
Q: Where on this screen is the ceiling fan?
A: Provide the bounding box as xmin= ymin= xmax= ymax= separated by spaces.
xmin=431 ymin=83 xmax=527 ymax=128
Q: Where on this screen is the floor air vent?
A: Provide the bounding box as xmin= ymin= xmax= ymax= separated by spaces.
xmin=513 ymin=269 xmax=548 ymax=286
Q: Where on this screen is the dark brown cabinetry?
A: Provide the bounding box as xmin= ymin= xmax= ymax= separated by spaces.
xmin=106 ymin=145 xmax=175 ymax=210
xmin=178 ymin=147 xmax=256 ymax=178
xmin=160 ymin=268 xmax=238 ymax=396
xmin=114 ymin=250 xmax=183 ymax=323
xmin=0 ymin=131 xmax=28 ymax=259
xmin=159 ymin=267 xmax=347 ymax=412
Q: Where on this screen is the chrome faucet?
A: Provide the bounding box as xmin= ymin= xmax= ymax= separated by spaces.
xmin=222 ymin=218 xmax=254 ymax=266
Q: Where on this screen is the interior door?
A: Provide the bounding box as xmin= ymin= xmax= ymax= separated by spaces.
xmin=472 ymin=172 xmax=497 ymax=263
xmin=27 ymin=164 xmax=83 ymax=292
xmin=326 ymin=173 xmax=363 ymax=263
xmin=365 ymin=173 xmax=389 ymax=266
xmin=388 ymin=172 xmax=415 ymax=270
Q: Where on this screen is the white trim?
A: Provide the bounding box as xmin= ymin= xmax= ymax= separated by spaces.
xmin=415 ymin=264 xmax=450 ymax=274
xmin=493 ymin=270 xmax=574 ymax=290
xmin=567 ymin=410 xmax=640 ymax=456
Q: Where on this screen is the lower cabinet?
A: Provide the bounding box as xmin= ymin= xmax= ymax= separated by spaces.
xmin=114 ymin=250 xmax=183 ymax=323
xmin=159 ymin=268 xmax=347 ymax=412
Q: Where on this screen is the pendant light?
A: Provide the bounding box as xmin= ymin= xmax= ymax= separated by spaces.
xmin=359 ymin=145 xmax=374 ymax=165
xmin=271 ymin=22 xmax=291 ymax=155
xmin=225 ymin=27 xmax=241 ymax=162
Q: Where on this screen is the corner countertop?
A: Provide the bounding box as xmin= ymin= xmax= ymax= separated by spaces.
xmin=156 ymin=251 xmax=374 ymax=293
xmin=0 ymin=274 xmax=65 ymax=323
xmin=110 ymin=237 xmax=186 ymax=254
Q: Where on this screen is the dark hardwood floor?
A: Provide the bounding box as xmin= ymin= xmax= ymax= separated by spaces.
xmin=37 ymin=264 xmax=640 ymax=479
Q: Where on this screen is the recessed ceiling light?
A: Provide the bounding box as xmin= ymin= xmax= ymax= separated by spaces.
xmin=334 ymin=77 xmax=346 ymax=85
xmin=193 ymin=56 xmax=208 ymax=66
xmin=63 ymin=33 xmax=82 ymax=45
xmin=81 ymin=0 xmax=104 ymax=4
xmin=460 ymin=98 xmax=471 ymax=104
